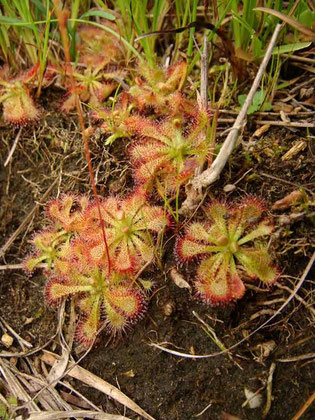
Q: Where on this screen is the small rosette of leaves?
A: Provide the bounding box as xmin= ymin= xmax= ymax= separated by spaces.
xmin=24 ymin=230 xmax=71 ymax=272
xmin=85 ymin=191 xmax=169 ymax=272
xmin=91 ymin=92 xmax=135 ymax=145
xmin=0 ymin=65 xmax=40 ymax=125
xmin=46 ymin=261 xmax=146 ymax=346
xmin=24 ymin=195 xmax=90 ymax=272
xmin=127 ymin=109 xmax=209 ymax=194
xmin=47 ymin=194 xmax=90 ymax=233
xmin=77 ymin=23 xmax=124 ymax=70
xmin=176 ymin=198 xmax=278 ymax=304
xmin=61 ymin=66 xmax=118 ymax=112
xmin=129 ymin=61 xmax=193 ymax=116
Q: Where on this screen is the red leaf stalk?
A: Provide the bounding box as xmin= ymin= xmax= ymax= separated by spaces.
xmin=53 ymin=1 xmax=111 ymax=275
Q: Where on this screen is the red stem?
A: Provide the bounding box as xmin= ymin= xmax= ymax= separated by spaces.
xmin=53 ymin=2 xmax=111 ymax=275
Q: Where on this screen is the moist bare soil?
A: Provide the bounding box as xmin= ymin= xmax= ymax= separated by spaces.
xmin=0 ymin=85 xmax=314 ymax=419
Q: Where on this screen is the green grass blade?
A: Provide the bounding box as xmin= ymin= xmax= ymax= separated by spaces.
xmin=187 ymin=0 xmax=198 ymax=61
xmin=79 ymin=10 xmax=116 ymax=21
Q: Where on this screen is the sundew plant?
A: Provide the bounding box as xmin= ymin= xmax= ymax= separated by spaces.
xmin=0 ymin=0 xmax=300 ymax=346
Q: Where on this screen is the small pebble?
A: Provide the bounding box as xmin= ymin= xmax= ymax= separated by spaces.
xmin=1 ymin=333 xmax=14 ymax=348
xmin=170 ymin=268 xmax=191 ymax=290
xmin=163 ymin=301 xmax=175 ymax=316
xmin=223 ymin=184 xmax=236 ymax=193
xmin=24 ymin=317 xmax=35 ymax=325
xmin=244 ymin=387 xmax=263 ymax=408
xmin=123 ymin=370 xmax=135 ymax=378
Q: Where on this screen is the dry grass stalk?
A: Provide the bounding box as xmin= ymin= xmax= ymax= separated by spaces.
xmin=4 ymin=126 xmax=23 ymax=167
xmin=28 ymin=411 xmax=132 ymax=420
xmin=256 ymin=120 xmax=314 ymax=128
xmin=41 ymin=350 xmax=156 ymax=420
xmin=180 ymin=24 xmax=282 ymax=214
xmin=291 ymin=391 xmax=315 ymax=420
xmin=276 ymin=353 xmax=315 ymax=362
xmin=262 ymin=362 xmax=276 ymax=418
xmin=0 ymin=359 xmax=40 ymax=412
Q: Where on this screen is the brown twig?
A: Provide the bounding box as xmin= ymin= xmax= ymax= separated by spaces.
xmin=219 ymin=109 xmax=315 ymax=116
xmin=259 ymin=172 xmax=313 ymax=193
xmin=291 ymin=391 xmax=315 ymax=420
xmin=28 ymin=411 xmax=131 ymax=420
xmin=200 ymin=35 xmax=209 ymax=109
xmin=282 ymin=54 xmax=315 ymax=64
xmin=263 ymin=363 xmax=276 ymax=419
xmin=277 ymin=353 xmax=315 ymax=362
xmin=0 ymin=263 xmax=48 ymax=270
xmin=0 ymin=359 xmax=40 ymax=413
xmin=4 ymin=127 xmax=23 ymax=167
xmin=276 ymin=282 xmax=315 ymax=318
xmin=256 ymin=120 xmax=314 ymax=128
xmin=60 ymin=380 xmax=100 ymax=411
xmin=290 ymin=76 xmax=315 ymax=94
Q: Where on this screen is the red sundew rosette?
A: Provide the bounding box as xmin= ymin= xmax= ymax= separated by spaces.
xmin=1 ymin=63 xmax=41 ymax=126
xmin=83 ymin=190 xmax=170 ymax=273
xmin=46 ymin=194 xmax=90 ymax=233
xmin=60 ymin=84 xmax=86 ymax=113
xmin=174 ymin=198 xmax=278 ymax=306
xmin=2 ymin=87 xmax=40 ymax=125
xmin=104 ymin=285 xmax=147 ymax=331
xmin=127 ymin=114 xmax=209 ymax=193
xmin=194 ymin=253 xmax=246 ymax=305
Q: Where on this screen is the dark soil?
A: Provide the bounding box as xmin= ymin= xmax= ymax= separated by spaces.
xmin=0 ymin=86 xmax=314 ymax=420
